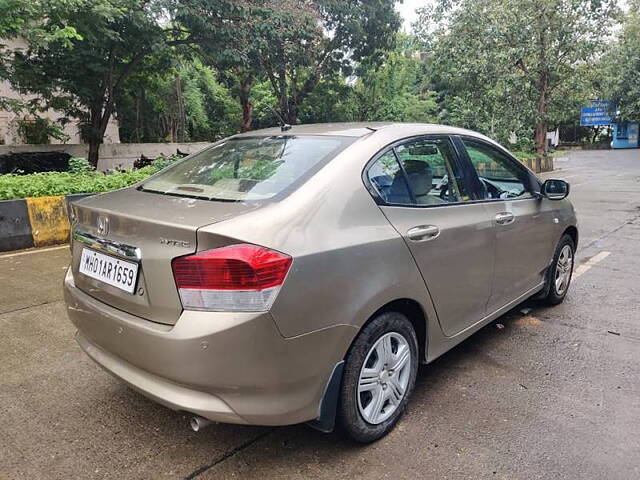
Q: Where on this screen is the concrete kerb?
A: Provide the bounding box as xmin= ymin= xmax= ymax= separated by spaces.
xmin=0 ymin=193 xmax=93 ymax=252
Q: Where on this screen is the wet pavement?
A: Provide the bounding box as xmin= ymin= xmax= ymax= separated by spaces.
xmin=1 ymin=149 xmax=639 ymax=479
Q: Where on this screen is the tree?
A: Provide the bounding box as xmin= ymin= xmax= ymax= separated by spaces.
xmin=175 ymin=0 xmax=401 ymax=127
xmin=0 ymin=0 xmax=80 ymax=112
xmin=255 ymin=0 xmax=401 ymax=124
xmin=604 ymin=0 xmax=640 ymax=121
xmin=415 ymin=0 xmax=619 ymax=154
xmin=170 ymin=0 xmax=261 ymax=132
xmin=354 ymin=36 xmax=438 ymax=123
xmin=117 ymin=58 xmax=241 ymax=143
xmin=2 ymin=0 xmax=170 ymax=166
xmin=296 ymin=73 xmax=358 ymax=124
xmin=0 ymin=0 xmax=80 ymax=47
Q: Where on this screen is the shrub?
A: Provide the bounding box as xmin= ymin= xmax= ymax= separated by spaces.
xmin=16 ymin=117 xmax=69 ymax=144
xmin=0 ymin=156 xmax=178 ymax=200
xmin=149 ymin=154 xmax=180 ymax=171
xmin=68 ymin=157 xmax=93 ymax=174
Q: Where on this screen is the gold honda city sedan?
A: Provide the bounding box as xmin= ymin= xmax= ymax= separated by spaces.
xmin=64 ymin=123 xmax=577 ymax=442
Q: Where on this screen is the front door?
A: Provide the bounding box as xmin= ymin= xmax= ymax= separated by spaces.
xmin=366 ymin=136 xmax=495 ymax=337
xmin=456 ymin=137 xmax=556 ymax=313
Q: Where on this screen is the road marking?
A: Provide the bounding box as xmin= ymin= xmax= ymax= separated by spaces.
xmin=0 ymin=244 xmax=68 ymax=259
xmin=574 ymin=251 xmax=610 ymax=279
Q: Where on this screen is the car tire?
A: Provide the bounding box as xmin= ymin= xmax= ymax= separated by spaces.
xmin=539 ymin=234 xmax=575 ymax=306
xmin=337 ymin=311 xmax=419 ymax=443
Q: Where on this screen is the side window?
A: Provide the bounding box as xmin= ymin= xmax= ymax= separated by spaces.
xmin=367 ymin=151 xmax=413 ymax=205
xmin=462 ymin=139 xmax=534 ymax=200
xmin=394 ymin=137 xmax=470 ymax=205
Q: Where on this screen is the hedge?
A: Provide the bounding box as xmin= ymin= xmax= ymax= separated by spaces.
xmin=0 ymin=156 xmax=176 ymax=200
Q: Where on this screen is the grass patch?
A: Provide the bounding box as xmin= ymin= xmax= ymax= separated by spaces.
xmin=0 ymin=156 xmax=176 ymax=200
xmin=512 ymin=151 xmax=538 ymax=160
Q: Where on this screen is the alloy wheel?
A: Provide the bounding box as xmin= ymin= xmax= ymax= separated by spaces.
xmin=555 ymin=244 xmax=573 ymax=296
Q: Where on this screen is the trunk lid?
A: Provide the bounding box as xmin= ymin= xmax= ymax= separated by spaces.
xmin=70 ymin=187 xmax=258 ymax=325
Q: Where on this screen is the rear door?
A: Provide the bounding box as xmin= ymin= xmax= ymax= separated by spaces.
xmin=365 ymin=136 xmax=495 ymax=337
xmin=455 ymin=136 xmax=556 ymax=313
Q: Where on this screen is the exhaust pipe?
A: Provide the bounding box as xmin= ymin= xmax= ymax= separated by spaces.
xmin=189 ymin=415 xmax=213 ymax=432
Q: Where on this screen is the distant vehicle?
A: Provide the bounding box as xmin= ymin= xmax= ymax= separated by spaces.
xmin=64 ymin=123 xmax=577 ymax=442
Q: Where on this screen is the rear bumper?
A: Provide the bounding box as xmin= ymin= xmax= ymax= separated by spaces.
xmin=64 ymin=269 xmax=356 ymax=426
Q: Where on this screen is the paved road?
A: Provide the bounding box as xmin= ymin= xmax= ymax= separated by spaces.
xmin=1 ymin=150 xmax=639 ymax=480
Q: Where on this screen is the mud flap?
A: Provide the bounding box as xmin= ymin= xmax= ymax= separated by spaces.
xmin=306 ymin=361 xmax=344 ymax=433
xmin=534 ymin=263 xmax=553 ymax=300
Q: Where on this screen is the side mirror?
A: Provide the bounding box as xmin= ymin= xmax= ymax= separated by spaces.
xmin=542 ymin=179 xmax=569 ymax=200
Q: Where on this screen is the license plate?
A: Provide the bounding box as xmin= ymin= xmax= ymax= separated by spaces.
xmin=79 ymin=248 xmax=139 ymax=294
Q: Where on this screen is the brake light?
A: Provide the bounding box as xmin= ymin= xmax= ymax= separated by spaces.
xmin=172 ymin=244 xmax=292 ymax=312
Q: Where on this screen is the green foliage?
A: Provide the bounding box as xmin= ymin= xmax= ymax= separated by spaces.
xmin=16 ymin=117 xmax=69 ymax=144
xmin=297 ymin=75 xmax=358 ymax=124
xmin=250 ymin=81 xmax=281 ymax=129
xmin=354 ymin=38 xmax=438 ymax=123
xmin=416 ymin=0 xmax=619 ymax=151
xmin=4 ymin=0 xmax=168 ymax=120
xmin=2 ymin=0 xmax=171 ymax=165
xmin=67 ymin=157 xmax=93 ymax=174
xmin=604 ymin=1 xmax=640 ymax=121
xmin=512 ymin=151 xmax=538 ymax=160
xmin=0 ymin=0 xmax=81 ymax=47
xmin=118 ymin=60 xmax=241 ymax=143
xmin=175 ymin=0 xmax=401 ymax=124
xmin=0 ymin=0 xmax=80 ymax=113
xmin=149 ymin=155 xmax=180 ymax=171
xmin=0 ymin=156 xmax=178 ymax=200
xmin=208 ymin=157 xmax=282 ymax=183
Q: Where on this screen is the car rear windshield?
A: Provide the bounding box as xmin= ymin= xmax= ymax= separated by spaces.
xmin=140 ymin=135 xmax=354 ymax=201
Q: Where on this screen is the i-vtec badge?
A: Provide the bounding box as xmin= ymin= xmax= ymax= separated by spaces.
xmin=160 ymin=238 xmax=191 ymax=248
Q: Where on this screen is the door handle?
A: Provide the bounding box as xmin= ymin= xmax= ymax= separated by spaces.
xmin=407 ymin=225 xmax=440 ymax=242
xmin=495 ymin=212 xmax=515 ymax=225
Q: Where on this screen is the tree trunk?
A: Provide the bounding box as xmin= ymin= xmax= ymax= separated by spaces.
xmin=535 ymin=70 xmax=549 ymax=156
xmin=284 ymin=102 xmax=298 ymax=125
xmin=170 ymin=121 xmax=177 ymax=143
xmin=534 ymin=10 xmax=550 ymax=157
xmin=239 ymin=77 xmax=253 ymax=132
xmin=535 ymin=121 xmax=547 ymax=156
xmin=86 ymin=106 xmax=103 ymax=168
xmin=88 ymin=141 xmax=100 ymax=169
xmin=141 ymin=86 xmax=148 ymax=141
xmin=134 ymin=87 xmax=142 ymax=143
xmin=87 ymin=93 xmax=116 ymax=169
xmin=175 ymin=74 xmax=186 ymax=143
xmin=276 ymin=45 xmax=292 ymax=125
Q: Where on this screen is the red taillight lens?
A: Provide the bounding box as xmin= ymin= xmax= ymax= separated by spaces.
xmin=172 ymin=244 xmax=292 ymax=311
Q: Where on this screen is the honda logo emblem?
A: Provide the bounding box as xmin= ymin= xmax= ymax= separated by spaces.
xmin=97 ymin=216 xmax=109 ymax=236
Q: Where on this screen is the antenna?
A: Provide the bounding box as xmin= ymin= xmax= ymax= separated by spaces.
xmin=264 ymin=104 xmax=292 ymax=132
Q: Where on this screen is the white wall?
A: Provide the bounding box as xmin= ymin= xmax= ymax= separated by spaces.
xmin=0 ymin=142 xmax=210 ymax=171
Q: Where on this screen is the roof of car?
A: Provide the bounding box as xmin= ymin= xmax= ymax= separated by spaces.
xmin=233 ymin=122 xmax=487 ymax=139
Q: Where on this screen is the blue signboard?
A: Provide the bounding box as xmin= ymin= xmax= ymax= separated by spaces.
xmin=580 ymin=100 xmax=614 ymax=126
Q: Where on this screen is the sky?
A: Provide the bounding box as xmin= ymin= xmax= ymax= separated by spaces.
xmin=397 ymin=0 xmax=431 ymax=31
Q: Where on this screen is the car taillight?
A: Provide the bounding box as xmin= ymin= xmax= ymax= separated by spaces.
xmin=171 ymin=244 xmax=292 ymax=312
